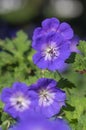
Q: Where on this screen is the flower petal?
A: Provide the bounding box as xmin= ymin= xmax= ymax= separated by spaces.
xmin=42 ymin=18 xmax=60 ymax=32
xmin=58 ymin=22 xmax=74 ymax=40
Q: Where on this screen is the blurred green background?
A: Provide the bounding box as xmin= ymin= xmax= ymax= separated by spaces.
xmin=0 ymin=0 xmax=86 ymax=39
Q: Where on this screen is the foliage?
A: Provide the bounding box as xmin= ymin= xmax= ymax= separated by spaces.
xmin=73 ymin=41 xmax=86 ymax=73
xmin=0 ymin=31 xmax=86 ymax=130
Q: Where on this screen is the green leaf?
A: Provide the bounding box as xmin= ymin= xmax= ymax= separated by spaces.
xmin=0 ymin=51 xmax=14 ymax=67
xmin=1 ymin=120 xmax=10 ymax=130
xmin=58 ymin=78 xmax=76 ymax=89
xmin=73 ymin=40 xmax=86 ymax=72
xmin=73 ymin=54 xmax=86 ymax=72
xmin=1 ymin=113 xmax=9 ymax=122
xmin=13 ymin=31 xmax=31 ymax=55
xmin=78 ymin=114 xmax=86 ymax=130
xmin=65 ymin=96 xmax=86 ymax=130
xmin=78 ymin=40 xmax=86 ymax=56
xmin=65 ymin=96 xmax=86 ymax=121
xmin=63 ymin=103 xmax=75 ymax=112
xmin=66 ymin=52 xmax=76 ymax=63
xmin=0 ymin=101 xmax=4 ymax=109
xmin=0 ymin=31 xmax=32 ymax=90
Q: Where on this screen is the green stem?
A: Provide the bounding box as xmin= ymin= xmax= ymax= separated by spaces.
xmin=56 ymin=71 xmax=62 ymax=79
xmin=66 ymin=88 xmax=71 ymax=95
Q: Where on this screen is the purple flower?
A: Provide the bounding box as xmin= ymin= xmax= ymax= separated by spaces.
xmin=30 ymin=78 xmax=66 ymax=118
xmin=12 ymin=112 xmax=53 ymax=130
xmin=12 ymin=112 xmax=71 ymax=130
xmin=51 ymin=118 xmax=71 ymax=130
xmin=32 ymin=18 xmax=74 ymax=71
xmin=1 ymin=82 xmax=37 ymax=118
xmin=33 ymin=32 xmax=71 ymax=71
xmin=33 ymin=17 xmax=73 ymax=42
xmin=70 ymin=35 xmax=80 ymax=53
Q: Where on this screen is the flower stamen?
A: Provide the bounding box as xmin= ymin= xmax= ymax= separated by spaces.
xmin=39 ymin=89 xmax=55 ymax=106
xmin=42 ymin=43 xmax=60 ymax=61
xmin=10 ymin=92 xmax=31 ymax=111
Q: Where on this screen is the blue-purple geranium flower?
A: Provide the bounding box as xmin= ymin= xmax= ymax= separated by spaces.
xmin=12 ymin=111 xmax=71 ymax=130
xmin=33 ymin=32 xmax=71 ymax=71
xmin=1 ymin=82 xmax=37 ymax=118
xmin=30 ymin=78 xmax=66 ymax=117
xmin=33 ymin=17 xmax=73 ymax=42
xmin=51 ymin=118 xmax=71 ymax=130
xmin=11 ymin=111 xmax=52 ymax=130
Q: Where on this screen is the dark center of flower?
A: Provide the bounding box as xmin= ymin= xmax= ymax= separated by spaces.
xmin=48 ymin=48 xmax=54 ymax=54
xmin=10 ymin=93 xmax=31 ymax=111
xmin=16 ymin=101 xmax=23 ymax=108
xmin=39 ymin=89 xmax=55 ymax=106
xmin=42 ymin=43 xmax=60 ymax=61
xmin=47 ymin=47 xmax=57 ymax=58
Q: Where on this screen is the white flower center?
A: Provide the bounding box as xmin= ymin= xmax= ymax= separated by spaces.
xmin=39 ymin=88 xmax=55 ymax=106
xmin=10 ymin=92 xmax=31 ymax=112
xmin=42 ymin=43 xmax=60 ymax=61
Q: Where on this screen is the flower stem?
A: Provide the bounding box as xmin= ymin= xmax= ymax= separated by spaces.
xmin=56 ymin=71 xmax=62 ymax=79
xmin=66 ymin=88 xmax=71 ymax=95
